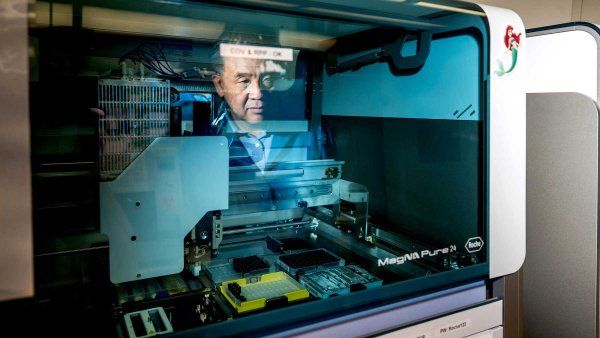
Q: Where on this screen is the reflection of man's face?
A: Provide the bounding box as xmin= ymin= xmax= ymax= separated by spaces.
xmin=212 ymin=56 xmax=284 ymax=124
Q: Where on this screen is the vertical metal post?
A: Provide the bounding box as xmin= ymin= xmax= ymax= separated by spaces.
xmin=0 ymin=0 xmax=33 ymax=301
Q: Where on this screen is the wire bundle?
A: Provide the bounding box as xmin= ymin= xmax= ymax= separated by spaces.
xmin=121 ymin=43 xmax=181 ymax=78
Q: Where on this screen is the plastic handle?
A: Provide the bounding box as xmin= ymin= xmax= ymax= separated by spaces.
xmin=387 ymin=30 xmax=432 ymax=71
xmin=254 ymin=169 xmax=304 ymax=179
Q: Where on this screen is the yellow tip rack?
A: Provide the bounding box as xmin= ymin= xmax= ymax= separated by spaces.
xmin=220 ymin=272 xmax=310 ymax=314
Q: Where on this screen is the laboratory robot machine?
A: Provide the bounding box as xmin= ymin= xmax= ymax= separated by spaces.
xmin=0 ymin=1 xmax=526 ymax=337
xmin=525 ymin=22 xmax=600 ymax=338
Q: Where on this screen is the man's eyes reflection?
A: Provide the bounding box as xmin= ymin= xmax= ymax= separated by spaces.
xmin=261 ymin=73 xmax=285 ymax=90
xmin=262 ymin=76 xmax=273 ymax=89
xmin=235 ymin=78 xmax=252 ymax=90
xmin=231 ymin=72 xmax=285 ymax=91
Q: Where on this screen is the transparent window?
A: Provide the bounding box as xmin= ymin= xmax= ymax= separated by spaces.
xmin=29 ymin=0 xmax=488 ymax=335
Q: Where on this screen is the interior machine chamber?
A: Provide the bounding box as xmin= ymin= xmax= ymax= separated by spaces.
xmin=22 ymin=1 xmax=497 ymax=336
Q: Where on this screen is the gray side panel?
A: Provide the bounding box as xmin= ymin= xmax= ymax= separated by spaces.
xmin=525 ymin=92 xmax=599 ymax=338
xmin=0 ymin=0 xmax=34 ymax=301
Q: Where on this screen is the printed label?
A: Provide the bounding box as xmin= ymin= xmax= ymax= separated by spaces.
xmin=465 ymin=237 xmax=484 ymax=253
xmin=435 ymin=320 xmax=471 ymax=336
xmin=377 ymin=245 xmax=457 ymax=267
xmin=220 ymin=43 xmax=293 ymax=61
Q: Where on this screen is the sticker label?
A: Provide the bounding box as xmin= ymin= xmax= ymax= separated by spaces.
xmin=494 ymin=25 xmax=522 ymax=77
xmin=435 ymin=320 xmax=471 ymax=336
xmin=220 ymin=43 xmax=293 ymax=61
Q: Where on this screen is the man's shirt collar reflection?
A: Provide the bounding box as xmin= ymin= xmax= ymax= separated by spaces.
xmin=212 ymin=102 xmax=272 ymax=170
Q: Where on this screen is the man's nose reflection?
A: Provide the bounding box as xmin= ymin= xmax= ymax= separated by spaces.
xmin=248 ymin=80 xmax=263 ymax=100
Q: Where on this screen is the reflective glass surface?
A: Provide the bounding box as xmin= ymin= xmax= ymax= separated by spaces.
xmin=28 ymin=0 xmax=488 ymax=335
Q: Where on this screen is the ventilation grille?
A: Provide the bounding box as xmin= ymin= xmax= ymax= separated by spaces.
xmin=98 ymin=79 xmax=170 ymax=181
xmin=171 ymin=80 xmax=215 ymax=93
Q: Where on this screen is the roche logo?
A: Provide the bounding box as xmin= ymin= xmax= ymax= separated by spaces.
xmin=465 ymin=237 xmax=484 ymax=253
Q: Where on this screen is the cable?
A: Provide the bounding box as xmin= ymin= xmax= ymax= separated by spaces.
xmin=121 ymin=43 xmax=182 ymax=78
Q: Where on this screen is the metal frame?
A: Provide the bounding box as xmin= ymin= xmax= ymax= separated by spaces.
xmin=0 ymin=0 xmax=34 ymax=302
xmin=527 ymin=22 xmax=600 ymax=101
xmin=170 ymin=280 xmax=489 ymax=337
